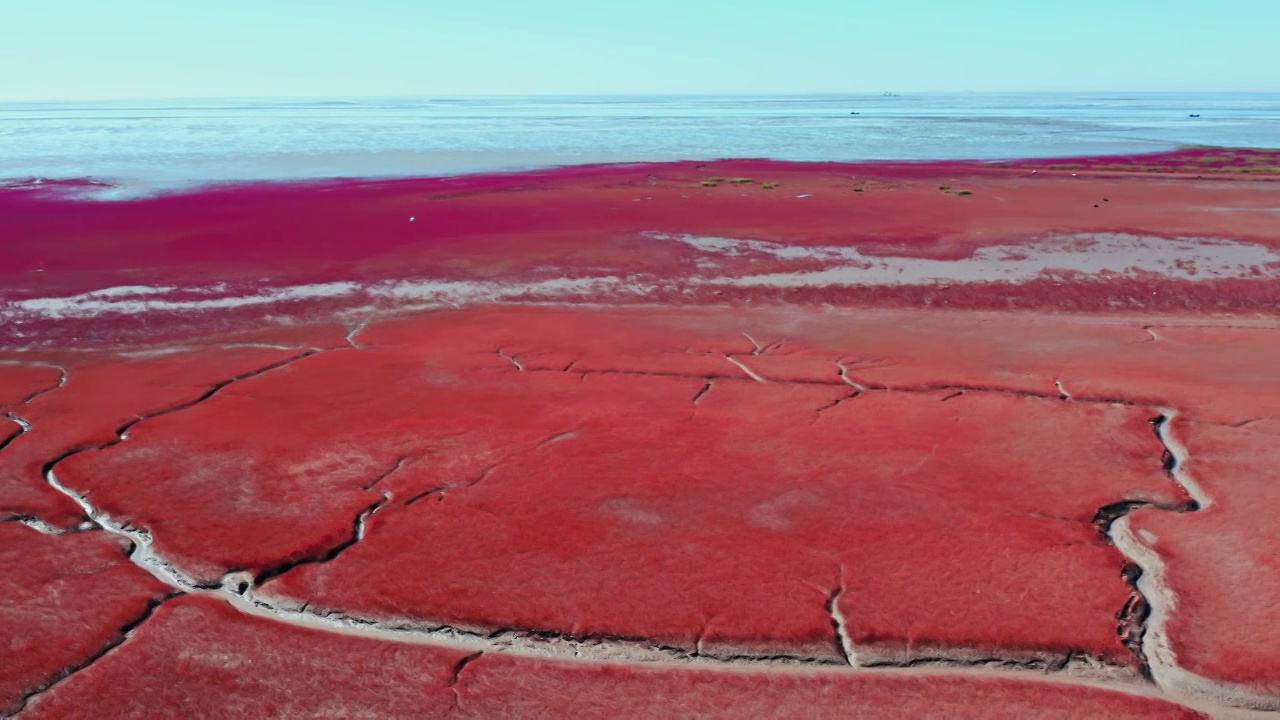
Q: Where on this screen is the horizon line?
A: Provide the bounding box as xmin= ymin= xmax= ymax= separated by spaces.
xmin=4 ymin=89 xmax=1280 ymax=105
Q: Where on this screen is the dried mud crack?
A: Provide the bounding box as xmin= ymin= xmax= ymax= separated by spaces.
xmin=253 ymin=492 xmax=392 ymax=587
xmin=0 ymin=418 xmax=24 ymax=457
xmin=5 ymin=591 xmax=183 ymax=716
xmin=448 ymin=651 xmax=484 ymax=711
xmin=1105 ymin=411 xmax=1280 ymax=712
xmin=826 ymin=580 xmax=856 ymax=667
xmin=5 ymin=362 xmax=68 ymax=407
xmin=34 ymin=347 xmax=337 ymax=589
xmin=402 ymin=429 xmax=580 ymax=505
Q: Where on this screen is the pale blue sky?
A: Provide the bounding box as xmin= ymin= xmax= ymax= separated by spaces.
xmin=3 ymin=0 xmax=1275 ymax=100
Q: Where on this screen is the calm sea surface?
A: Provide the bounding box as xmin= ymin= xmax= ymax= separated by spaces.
xmin=2 ymin=93 xmax=1278 ymax=191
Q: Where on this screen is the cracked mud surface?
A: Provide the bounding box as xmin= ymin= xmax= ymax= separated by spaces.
xmin=3 ymin=154 xmax=1280 ymax=717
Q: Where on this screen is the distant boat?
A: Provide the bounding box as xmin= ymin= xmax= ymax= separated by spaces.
xmin=850 ymin=111 xmax=860 ymax=115
xmin=882 ymin=92 xmax=900 ymax=97
xmin=1188 ymin=114 xmax=1201 ymax=118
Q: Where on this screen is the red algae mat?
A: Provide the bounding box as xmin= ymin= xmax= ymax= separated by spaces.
xmin=2 ymin=151 xmax=1280 ymax=717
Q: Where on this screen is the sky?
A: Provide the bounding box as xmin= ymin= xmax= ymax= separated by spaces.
xmin=2 ymin=0 xmax=1276 ymax=100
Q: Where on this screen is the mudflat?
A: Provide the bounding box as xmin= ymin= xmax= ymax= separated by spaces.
xmin=2 ymin=149 xmax=1278 ymax=717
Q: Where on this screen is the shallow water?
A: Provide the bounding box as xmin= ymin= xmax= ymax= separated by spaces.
xmin=2 ymin=93 xmax=1278 ymax=190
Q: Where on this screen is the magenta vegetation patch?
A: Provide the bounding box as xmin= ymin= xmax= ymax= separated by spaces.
xmin=2 ymin=152 xmax=1280 ymax=716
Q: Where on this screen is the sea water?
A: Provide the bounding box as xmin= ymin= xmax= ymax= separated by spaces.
xmin=2 ymin=93 xmax=1277 ymax=191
